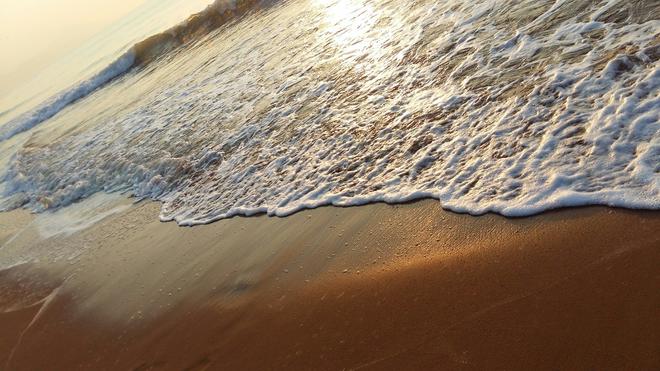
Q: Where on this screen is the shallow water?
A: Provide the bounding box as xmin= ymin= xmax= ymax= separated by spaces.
xmin=0 ymin=0 xmax=658 ymax=225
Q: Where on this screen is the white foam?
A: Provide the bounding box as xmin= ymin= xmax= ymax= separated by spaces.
xmin=1 ymin=0 xmax=658 ymax=225
xmin=0 ymin=50 xmax=135 ymax=141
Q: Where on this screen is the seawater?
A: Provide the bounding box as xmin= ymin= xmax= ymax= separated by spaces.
xmin=0 ymin=0 xmax=658 ymax=225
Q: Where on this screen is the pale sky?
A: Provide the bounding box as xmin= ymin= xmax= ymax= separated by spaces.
xmin=0 ymin=0 xmax=146 ymax=95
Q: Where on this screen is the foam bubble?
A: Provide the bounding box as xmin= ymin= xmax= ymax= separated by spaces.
xmin=1 ymin=0 xmax=658 ymax=225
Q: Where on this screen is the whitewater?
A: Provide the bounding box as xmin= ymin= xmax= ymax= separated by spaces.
xmin=0 ymin=0 xmax=658 ymax=225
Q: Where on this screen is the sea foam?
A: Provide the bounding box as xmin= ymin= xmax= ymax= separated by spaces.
xmin=1 ymin=0 xmax=658 ymax=225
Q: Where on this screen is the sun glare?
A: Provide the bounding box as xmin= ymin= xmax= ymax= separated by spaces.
xmin=313 ymin=0 xmax=379 ymax=56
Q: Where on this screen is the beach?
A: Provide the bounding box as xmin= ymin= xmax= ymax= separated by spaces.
xmin=0 ymin=0 xmax=659 ymax=369
xmin=1 ymin=202 xmax=658 ymax=370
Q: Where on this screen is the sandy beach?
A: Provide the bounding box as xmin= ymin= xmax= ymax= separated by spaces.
xmin=1 ymin=201 xmax=658 ymax=370
xmin=1 ymin=0 xmax=659 ymax=369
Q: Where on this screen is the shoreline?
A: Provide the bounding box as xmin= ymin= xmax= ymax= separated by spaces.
xmin=1 ymin=200 xmax=659 ymax=370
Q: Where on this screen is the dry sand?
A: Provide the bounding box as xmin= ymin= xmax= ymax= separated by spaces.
xmin=0 ymin=200 xmax=658 ymax=370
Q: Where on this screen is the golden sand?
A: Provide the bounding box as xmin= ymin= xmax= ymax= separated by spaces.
xmin=0 ymin=201 xmax=658 ymax=370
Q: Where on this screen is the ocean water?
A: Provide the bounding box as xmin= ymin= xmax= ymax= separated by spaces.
xmin=0 ymin=0 xmax=658 ymax=225
xmin=0 ymin=0 xmax=219 ymax=140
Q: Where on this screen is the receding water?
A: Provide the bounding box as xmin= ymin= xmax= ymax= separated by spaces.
xmin=0 ymin=0 xmax=658 ymax=225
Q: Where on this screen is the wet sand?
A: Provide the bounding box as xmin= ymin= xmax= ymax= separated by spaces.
xmin=0 ymin=200 xmax=659 ymax=370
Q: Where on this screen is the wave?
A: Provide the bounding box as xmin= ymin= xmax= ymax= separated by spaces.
xmin=0 ymin=51 xmax=135 ymax=141
xmin=1 ymin=0 xmax=658 ymax=225
xmin=0 ymin=0 xmax=264 ymax=142
xmin=132 ymin=0 xmax=265 ymax=66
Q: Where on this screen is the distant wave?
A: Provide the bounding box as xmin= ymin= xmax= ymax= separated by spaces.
xmin=132 ymin=0 xmax=265 ymax=66
xmin=0 ymin=51 xmax=135 ymax=141
xmin=0 ymin=0 xmax=264 ymax=142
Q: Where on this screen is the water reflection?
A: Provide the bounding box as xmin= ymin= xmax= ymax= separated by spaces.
xmin=313 ymin=0 xmax=382 ymax=62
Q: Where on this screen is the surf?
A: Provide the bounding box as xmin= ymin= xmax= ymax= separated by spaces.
xmin=0 ymin=0 xmax=658 ymax=225
xmin=0 ymin=0 xmax=267 ymax=143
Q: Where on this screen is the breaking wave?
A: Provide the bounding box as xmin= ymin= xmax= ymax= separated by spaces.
xmin=0 ymin=51 xmax=135 ymax=141
xmin=1 ymin=0 xmax=659 ymax=225
xmin=0 ymin=0 xmax=265 ymax=142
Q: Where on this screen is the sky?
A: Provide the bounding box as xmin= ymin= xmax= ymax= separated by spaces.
xmin=0 ymin=0 xmax=146 ymax=95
